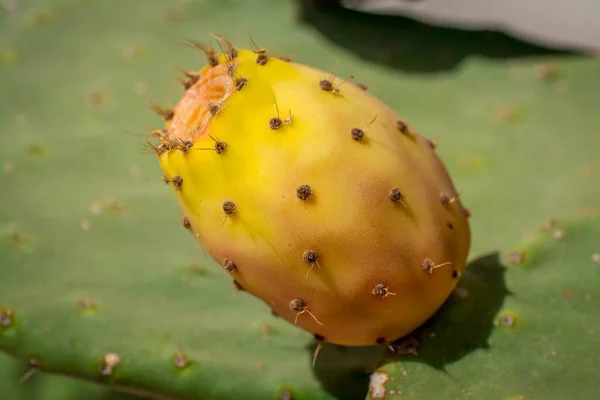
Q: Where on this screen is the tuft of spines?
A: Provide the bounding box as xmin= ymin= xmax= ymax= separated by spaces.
xmin=173 ymin=138 xmax=193 ymax=153
xmin=372 ymin=284 xmax=396 ymax=298
xmin=319 ymin=79 xmax=333 ymax=92
xmin=180 ymin=69 xmax=200 ymax=90
xmin=222 ymin=201 xmax=236 ymax=216
xmin=269 ymin=117 xmax=283 ymax=130
xmin=422 ymin=259 xmax=452 ymax=274
xmin=440 ymin=192 xmax=461 ymax=207
xmin=350 ymin=116 xmax=377 ymax=141
xmin=222 ymin=259 xmax=236 ymax=274
xmin=207 ymin=102 xmax=221 ymax=116
xmin=302 ymin=250 xmax=321 ymax=278
xmin=149 ymin=102 xmax=174 ymax=121
xmin=249 ymin=36 xmax=268 ymax=65
xmin=389 ymin=188 xmax=407 ymax=207
xmin=289 ymin=298 xmax=323 ymax=325
xmin=396 ymin=120 xmax=409 ymax=134
xmin=186 ymin=39 xmax=219 ymax=67
xmin=235 ymin=77 xmax=248 ymax=91
xmin=209 ymin=33 xmax=238 ymax=60
xmin=302 ymin=250 xmax=319 ymax=264
xmin=171 ymin=175 xmax=183 ymax=191
xmin=350 ymin=128 xmax=364 ymax=141
xmin=296 ymin=184 xmax=313 ymax=200
xmin=197 ymin=135 xmax=227 ymax=154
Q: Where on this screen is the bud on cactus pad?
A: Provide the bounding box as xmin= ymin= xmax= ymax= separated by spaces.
xmin=152 ymin=39 xmax=471 ymax=347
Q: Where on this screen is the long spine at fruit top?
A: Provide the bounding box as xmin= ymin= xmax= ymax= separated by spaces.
xmin=150 ymin=37 xmax=471 ymax=347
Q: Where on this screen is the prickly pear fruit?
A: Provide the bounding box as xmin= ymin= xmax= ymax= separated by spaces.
xmin=152 ymin=39 xmax=471 ymax=347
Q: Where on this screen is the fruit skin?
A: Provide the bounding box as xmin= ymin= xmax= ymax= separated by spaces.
xmin=156 ymin=46 xmax=471 ymax=346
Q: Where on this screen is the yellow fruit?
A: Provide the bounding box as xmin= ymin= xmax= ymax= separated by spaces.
xmin=153 ymin=44 xmax=471 ymax=346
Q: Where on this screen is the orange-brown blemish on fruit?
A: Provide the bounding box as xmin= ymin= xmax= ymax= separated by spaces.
xmin=169 ymin=63 xmax=236 ymax=143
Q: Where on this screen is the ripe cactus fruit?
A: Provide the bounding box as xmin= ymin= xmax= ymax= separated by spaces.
xmin=153 ymin=39 xmax=471 ymax=346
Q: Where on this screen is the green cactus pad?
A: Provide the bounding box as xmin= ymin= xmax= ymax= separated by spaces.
xmin=1 ymin=0 xmax=599 ymax=399
xmin=0 ymin=354 xmax=139 ymax=400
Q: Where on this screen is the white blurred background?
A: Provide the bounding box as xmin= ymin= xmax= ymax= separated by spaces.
xmin=343 ymin=0 xmax=600 ymax=52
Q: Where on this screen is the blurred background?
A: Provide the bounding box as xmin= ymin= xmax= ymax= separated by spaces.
xmin=343 ymin=0 xmax=600 ymax=52
xmin=1 ymin=0 xmax=599 ymax=399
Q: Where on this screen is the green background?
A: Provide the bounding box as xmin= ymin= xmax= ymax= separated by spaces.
xmin=1 ymin=0 xmax=598 ymax=399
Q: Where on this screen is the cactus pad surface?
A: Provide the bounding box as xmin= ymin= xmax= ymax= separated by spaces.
xmin=1 ymin=0 xmax=599 ymax=399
